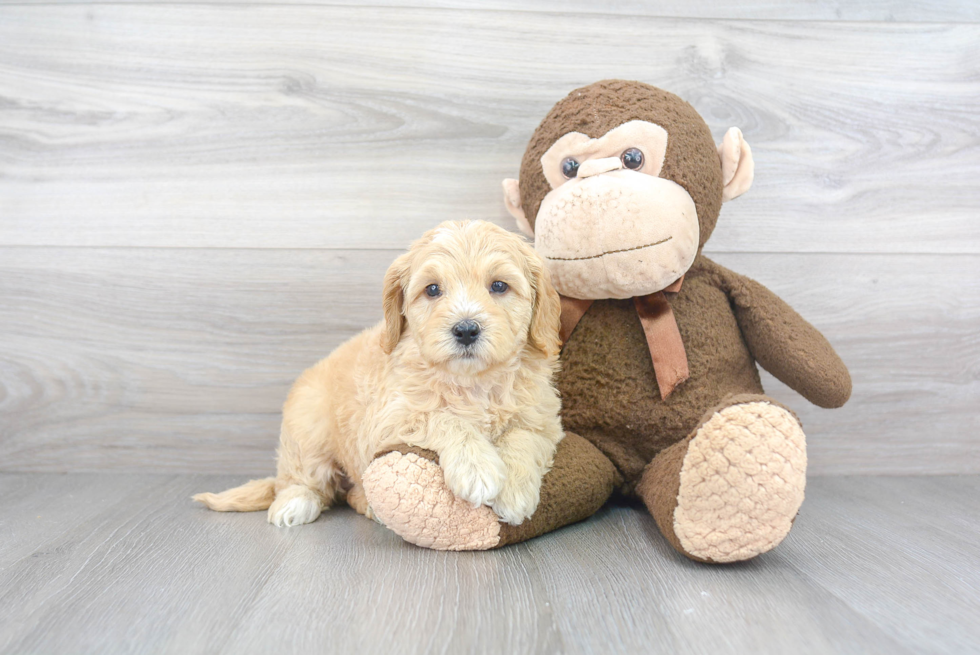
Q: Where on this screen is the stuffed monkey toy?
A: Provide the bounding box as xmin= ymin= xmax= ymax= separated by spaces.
xmin=361 ymin=80 xmax=851 ymax=562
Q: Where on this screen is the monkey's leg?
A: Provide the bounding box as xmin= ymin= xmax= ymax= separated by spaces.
xmin=637 ymin=394 xmax=807 ymax=563
xmin=361 ymin=432 xmax=619 ymax=551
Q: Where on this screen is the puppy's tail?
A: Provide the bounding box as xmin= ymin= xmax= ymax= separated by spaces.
xmin=192 ymin=477 xmax=276 ymax=512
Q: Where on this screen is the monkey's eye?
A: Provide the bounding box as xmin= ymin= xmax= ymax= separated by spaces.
xmin=561 ymin=158 xmax=579 ymax=179
xmin=425 ymin=284 xmax=441 ymax=298
xmin=621 ymin=148 xmax=644 ymax=170
xmin=490 ymin=281 xmax=508 ymax=294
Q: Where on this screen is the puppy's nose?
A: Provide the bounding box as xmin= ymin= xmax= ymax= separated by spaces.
xmin=452 ymin=320 xmax=481 ymax=346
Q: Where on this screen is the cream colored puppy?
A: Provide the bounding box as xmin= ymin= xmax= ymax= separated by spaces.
xmin=194 ymin=220 xmax=563 ymax=527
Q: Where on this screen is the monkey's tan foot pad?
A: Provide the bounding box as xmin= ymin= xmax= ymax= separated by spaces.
xmin=362 ymin=451 xmax=501 ymax=551
xmin=674 ymin=401 xmax=806 ymax=563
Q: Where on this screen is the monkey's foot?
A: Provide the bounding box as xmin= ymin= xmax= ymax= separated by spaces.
xmin=362 ymin=447 xmax=502 ymax=551
xmin=363 ymin=434 xmax=619 ymax=551
xmin=643 ymin=399 xmax=807 ymax=563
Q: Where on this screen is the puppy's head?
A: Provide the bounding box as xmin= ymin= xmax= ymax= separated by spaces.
xmin=382 ymin=220 xmax=561 ymax=375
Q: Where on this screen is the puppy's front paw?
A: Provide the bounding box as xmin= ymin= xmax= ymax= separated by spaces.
xmin=491 ymin=469 xmax=541 ymax=526
xmin=440 ymin=445 xmax=507 ymax=507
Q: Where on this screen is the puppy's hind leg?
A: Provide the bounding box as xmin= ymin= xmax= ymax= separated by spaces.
xmin=268 ymin=376 xmax=345 ymax=528
xmin=268 ymin=444 xmax=343 ymax=527
xmin=268 ymin=484 xmax=326 ymax=527
xmin=269 ymin=436 xmax=343 ymax=528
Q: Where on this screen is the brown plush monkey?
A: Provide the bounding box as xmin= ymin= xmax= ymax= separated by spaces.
xmin=362 ymin=80 xmax=851 ymax=561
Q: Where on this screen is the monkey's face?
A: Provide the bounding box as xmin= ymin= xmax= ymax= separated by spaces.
xmin=533 ymin=120 xmax=699 ymax=299
xmin=502 ymin=81 xmax=754 ymax=302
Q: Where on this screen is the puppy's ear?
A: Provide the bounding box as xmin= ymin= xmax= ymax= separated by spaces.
xmin=525 ymin=247 xmax=562 ymax=359
xmin=381 ymin=252 xmax=412 ymax=354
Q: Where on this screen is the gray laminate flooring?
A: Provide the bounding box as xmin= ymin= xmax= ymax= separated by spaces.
xmin=0 ymin=474 xmax=976 ymax=654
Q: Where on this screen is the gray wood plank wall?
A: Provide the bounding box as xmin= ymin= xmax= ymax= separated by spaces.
xmin=1 ymin=4 xmax=978 ymax=475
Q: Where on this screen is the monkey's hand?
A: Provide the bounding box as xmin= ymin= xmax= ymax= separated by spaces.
xmin=711 ymin=258 xmax=852 ymax=409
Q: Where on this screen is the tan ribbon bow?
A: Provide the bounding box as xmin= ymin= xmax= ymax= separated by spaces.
xmin=559 ymin=276 xmax=689 ymax=400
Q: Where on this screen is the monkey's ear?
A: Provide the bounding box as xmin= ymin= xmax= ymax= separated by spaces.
xmin=381 ymin=252 xmax=411 ymax=354
xmin=503 ymin=178 xmax=534 ymax=238
xmin=717 ymin=127 xmax=754 ymax=202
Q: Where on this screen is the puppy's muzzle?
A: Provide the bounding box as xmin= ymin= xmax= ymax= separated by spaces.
xmin=452 ymin=320 xmax=481 ymax=346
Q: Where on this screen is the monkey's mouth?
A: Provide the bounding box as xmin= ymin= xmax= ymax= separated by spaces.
xmin=544 ymin=236 xmax=672 ymax=262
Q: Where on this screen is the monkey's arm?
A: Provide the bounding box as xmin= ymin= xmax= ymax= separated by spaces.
xmin=705 ymin=258 xmax=851 ymax=408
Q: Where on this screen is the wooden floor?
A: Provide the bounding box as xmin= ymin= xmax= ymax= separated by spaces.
xmin=0 ymin=473 xmax=976 ymax=655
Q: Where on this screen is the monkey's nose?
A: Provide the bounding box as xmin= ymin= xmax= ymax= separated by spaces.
xmin=452 ymin=320 xmax=481 ymax=346
xmin=577 ymin=156 xmax=623 ymax=179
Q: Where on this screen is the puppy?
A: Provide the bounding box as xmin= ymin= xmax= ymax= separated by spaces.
xmin=194 ymin=220 xmax=564 ymax=527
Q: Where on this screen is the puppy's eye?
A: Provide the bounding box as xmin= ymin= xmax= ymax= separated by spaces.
xmin=425 ymin=284 xmax=441 ymax=298
xmin=621 ymin=148 xmax=644 ymax=170
xmin=561 ymin=158 xmax=579 ymax=179
xmin=490 ymin=281 xmax=508 ymax=294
